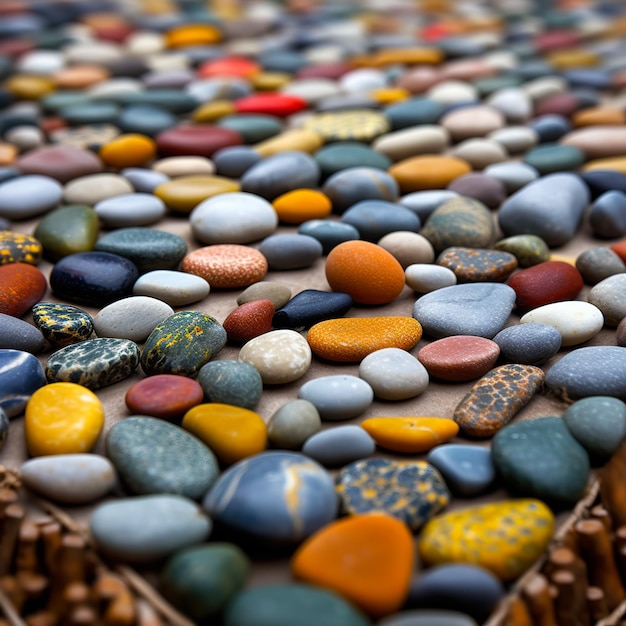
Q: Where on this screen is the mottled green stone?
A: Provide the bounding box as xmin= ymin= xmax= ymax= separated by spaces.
xmin=494 ymin=234 xmax=550 ymax=267
xmin=32 ymin=301 xmax=94 ymax=348
xmin=45 ymin=337 xmax=140 ymax=389
xmin=197 ymin=360 xmax=263 ymax=410
xmin=473 ymin=75 xmax=523 ymax=97
xmin=141 ymin=311 xmax=227 ymax=377
xmin=33 ymin=205 xmax=99 ymax=261
xmin=218 ymin=114 xmax=283 ymax=144
xmin=523 ymin=144 xmax=586 ymax=175
xmin=0 ymin=231 xmax=42 ymax=265
xmin=161 ymin=543 xmax=250 ymax=621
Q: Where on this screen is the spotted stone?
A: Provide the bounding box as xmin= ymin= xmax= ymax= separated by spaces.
xmin=493 ymin=234 xmax=550 ymax=268
xmin=31 ymin=302 xmax=94 ymax=348
xmin=336 ymin=458 xmax=449 ymax=532
xmin=436 ymin=247 xmax=518 ymax=282
xmin=453 ymin=364 xmax=545 ymax=438
xmin=0 ymin=231 xmax=42 ymax=265
xmin=304 ymin=110 xmax=389 ymax=143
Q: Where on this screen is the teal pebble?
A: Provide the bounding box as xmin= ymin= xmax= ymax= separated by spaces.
xmin=383 ymin=97 xmax=444 ymax=130
xmin=196 ymin=360 xmax=263 ymax=410
xmin=218 ymin=114 xmax=284 ymax=144
xmin=523 ymin=143 xmax=586 ymax=175
xmin=314 ymin=142 xmax=392 ymax=180
xmin=58 ymin=102 xmax=121 ymax=126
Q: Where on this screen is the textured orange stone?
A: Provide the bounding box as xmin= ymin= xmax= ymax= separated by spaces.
xmin=99 ymin=134 xmax=157 ymax=168
xmin=307 ymin=316 xmax=422 ymax=362
xmin=164 ymin=23 xmax=222 ymax=48
xmin=325 ymin=240 xmax=406 ymax=305
xmin=389 ymin=155 xmax=472 ymax=193
xmin=222 ymin=299 xmax=275 ymax=343
xmin=272 ymin=189 xmax=332 ymax=224
xmin=360 ymin=417 xmax=459 ymax=453
xmin=572 ymin=107 xmax=626 ymax=127
xmin=181 ymin=245 xmax=268 ymax=288
xmin=292 ymin=513 xmax=414 ymax=617
xmin=0 ymin=262 xmax=47 ymax=317
xmin=53 ymin=65 xmax=110 ymax=89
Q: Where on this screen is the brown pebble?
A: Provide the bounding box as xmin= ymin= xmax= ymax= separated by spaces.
xmin=223 ymin=299 xmax=275 ymax=343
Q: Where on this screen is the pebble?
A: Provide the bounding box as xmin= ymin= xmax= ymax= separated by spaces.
xmin=1 ymin=264 xmax=45 ymax=318
xmin=218 ymin=114 xmax=283 ymax=144
xmin=337 ymin=458 xmax=449 ymax=531
xmin=488 ymin=126 xmax=538 ymax=154
xmin=389 ymin=155 xmax=472 ymax=193
xmin=427 ymin=445 xmax=496 ymax=497
xmin=436 ymin=247 xmax=518 ymax=282
xmin=361 ymin=417 xmax=458 ymax=454
xmin=0 ymin=309 xmax=44 ymax=353
xmin=155 ymin=125 xmax=242 ymax=158
xmin=492 ymin=416 xmax=590 ymax=508
xmin=588 ymin=274 xmax=626 ymax=327
xmin=0 ymin=408 xmax=7 ymax=451
xmin=117 ymin=105 xmax=177 ymax=137
xmin=0 ymin=174 xmax=62 ymax=219
xmin=90 ymin=494 xmax=211 ymax=563
xmin=440 ymin=105 xmax=505 ymax=141
xmin=589 ymin=191 xmax=626 ymax=239
xmin=483 ymin=162 xmax=539 ymax=193
xmin=154 ymin=175 xmax=240 ymax=214
xmin=152 ymin=156 xmax=215 ymax=178
xmin=493 ymin=323 xmax=563 ymax=365
xmin=418 ymin=500 xmax=554 ymax=581
xmin=20 ymin=454 xmax=117 ymax=505
xmin=16 ymin=145 xmax=103 ymax=183
xmin=377 ymin=232 xmax=435 ymax=269
xmin=575 ymin=246 xmax=626 ymax=284
xmin=372 ymin=125 xmax=449 ymax=162
xmin=258 ymin=233 xmax=323 ymax=270
xmin=236 ymin=281 xmax=292 ymax=309
xmin=341 ymin=200 xmax=421 ymax=243
xmin=562 ymin=126 xmax=626 ymax=159
xmin=580 ymin=170 xmax=626 ymax=200
xmin=303 ymin=110 xmax=389 ymax=143
xmin=196 ymin=360 xmax=263 ymax=410
xmin=446 ymin=172 xmax=507 ymax=209
xmin=24 ymin=382 xmax=104 ymax=456
xmin=493 ymin=234 xmax=550 ymax=267
xmin=272 ymin=189 xmax=332 ymax=224
xmin=63 ymin=173 xmax=134 ymax=205
xmin=223 ymin=300 xmax=275 ymax=344
xmin=298 ymin=375 xmax=373 ymax=421
xmin=301 ymin=425 xmax=376 ymax=467
xmin=451 ymin=138 xmax=509 ymax=169
xmin=267 ymin=399 xmax=321 ymax=450
xmin=405 ymin=264 xmax=457 ymax=294
xmin=94 ymin=193 xmax=167 ymax=227
xmin=453 ymin=364 xmax=545 ymax=438
xmin=213 ymin=146 xmax=261 ymax=178
xmin=298 ymin=220 xmax=360 ymax=255
xmin=132 ymin=270 xmax=210 ymax=306
xmin=273 ymin=289 xmax=352 ymax=330
xmin=0 ymin=349 xmax=46 ymax=418
xmin=384 ymin=97 xmax=444 ymax=130
xmin=203 ymin=451 xmax=337 ymax=543
xmin=314 ymin=143 xmax=391 ymax=180
xmin=99 ymin=133 xmax=156 ymax=169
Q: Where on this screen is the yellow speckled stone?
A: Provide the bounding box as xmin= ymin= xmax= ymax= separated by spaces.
xmin=254 ymin=129 xmax=324 ymax=158
xmin=5 ymin=75 xmax=56 ymax=100
xmin=164 ymin=24 xmax=222 ymax=48
xmin=418 ymin=499 xmax=554 ymax=581
xmin=154 ymin=175 xmax=240 ymax=213
xmin=582 ymin=157 xmax=626 ymax=174
xmin=182 ymin=403 xmax=267 ymax=466
xmin=272 ymin=189 xmax=332 ymax=224
xmin=303 ymin=110 xmax=390 ymax=143
xmin=548 ymin=49 xmax=600 ymax=70
xmin=250 ymin=72 xmax=292 ymax=91
xmin=25 ymin=383 xmax=104 ymax=456
xmin=0 ymin=231 xmax=42 ymax=265
xmin=360 ymin=417 xmax=459 ymax=453
xmin=192 ymin=101 xmax=236 ymax=123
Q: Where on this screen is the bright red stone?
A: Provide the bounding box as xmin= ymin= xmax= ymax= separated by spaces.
xmin=507 ymin=260 xmax=584 ymax=310
xmin=234 ymin=93 xmax=308 ymax=117
xmin=125 ymin=374 xmax=204 ymax=420
xmin=222 ymin=299 xmax=275 ymax=344
xmin=0 ymin=262 xmax=47 ymax=318
xmin=155 ymin=124 xmax=243 ymax=158
xmin=197 ymin=56 xmax=260 ymax=79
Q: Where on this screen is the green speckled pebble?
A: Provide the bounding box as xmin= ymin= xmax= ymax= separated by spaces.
xmin=196 ymin=360 xmax=263 ymax=410
xmin=141 ymin=310 xmax=227 ymax=377
xmin=0 ymin=231 xmax=42 ymax=265
xmin=106 ymin=416 xmax=219 ymax=499
xmin=493 ymin=234 xmax=551 ymax=267
xmin=45 ymin=337 xmax=140 ymax=389
xmin=32 ymin=302 xmax=94 ymax=347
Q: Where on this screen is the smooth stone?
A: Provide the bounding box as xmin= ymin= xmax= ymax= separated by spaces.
xmin=122 ymin=167 xmax=170 ymax=193
xmin=453 ymin=364 xmax=545 ymax=438
xmin=589 ymin=191 xmax=626 ymax=239
xmin=493 ymin=323 xmax=562 ymax=365
xmin=493 ymin=234 xmax=550 ymax=267
xmin=298 ymin=220 xmax=360 ymax=254
xmin=426 ymin=445 xmax=496 ymax=497
xmin=483 ymin=162 xmax=539 ymax=193
xmin=204 ymin=451 xmax=338 ymax=543
xmin=379 ymin=609 xmax=478 ymax=626
xmin=405 ymin=264 xmax=457 ymax=294
xmin=498 ymin=173 xmax=589 ymax=247
xmin=116 ymin=91 xmax=198 ymax=115
xmin=95 ymin=227 xmax=187 ymax=273
xmin=576 ymin=246 xmax=626 ymax=284
xmin=389 ymin=155 xmax=472 ymax=194
xmin=337 ymin=458 xmax=449 ymax=531
xmin=63 ymin=173 xmax=133 ymax=205
xmin=106 ymin=416 xmax=219 ymax=499
xmin=446 ymin=173 xmax=507 ymax=210
xmin=372 ymin=125 xmax=449 ymax=162
xmin=298 ymin=375 xmax=374 ymax=421
xmin=529 ymin=113 xmax=572 ymax=142
xmin=142 ymin=311 xmax=227 ymax=377
xmin=0 ymin=313 xmax=44 ymax=353
xmin=579 ymin=170 xmax=626 ymax=200
xmin=20 ymin=454 xmax=117 ymax=504
xmin=487 ymin=88 xmax=532 ymax=123
xmin=302 ymin=425 xmax=376 ymax=468
xmin=314 ymin=142 xmax=391 ymax=180
xmin=413 ymin=283 xmax=516 ymax=339
xmin=562 ymin=126 xmax=626 ymax=160
xmin=492 ymin=417 xmax=590 ymax=508
xmin=33 ymin=205 xmax=99 ymax=260
xmin=377 ymin=232 xmax=434 ymax=269
xmin=0 ymin=349 xmax=46 ymax=417
xmin=190 ymin=191 xmax=278 ymax=244
xmin=0 ymin=174 xmax=63 ymax=219
xmin=152 ymin=156 xmax=215 ymax=178
xmin=196 ymin=360 xmax=263 ymax=410
xmin=267 ymin=399 xmax=321 ymax=450
xmin=154 ymin=175 xmax=240 ymax=214
xmin=341 ymin=200 xmax=421 ymax=243
xmin=440 ymin=105 xmax=505 ymax=141
xmin=488 ymin=126 xmax=538 ymax=154
xmin=117 ymin=104 xmax=178 ymax=136
xmin=399 ymin=190 xmax=460 ymax=222
xmin=258 ymin=233 xmax=323 ymax=270
xmin=418 ymin=500 xmax=554 ymax=581
xmin=451 ymin=138 xmax=509 ymax=170
xmin=95 ymin=193 xmax=167 ymax=227
xmin=59 ymin=101 xmax=121 ymax=126
xmin=156 ymin=124 xmax=242 ymax=158
xmin=236 ymin=281 xmax=292 ymax=309
xmin=223 ymin=300 xmax=273 ymax=344
xmin=384 ymin=97 xmax=444 ymax=130
xmin=563 ymin=396 xmax=626 ymax=460
xmin=523 ymin=143 xmax=586 ymax=174
xmin=213 ymin=146 xmax=261 ymax=178
xmin=0 ymin=407 xmax=7 ymax=450
xmin=520 ymin=301 xmax=604 ymax=347
xmin=427 ymin=80 xmax=478 ymax=106
xmin=588 ymin=274 xmax=626 ymax=327
xmin=50 ymin=251 xmax=139 ymax=306
xmin=218 ymin=114 xmax=283 ymax=144
xmin=0 ymin=262 xmax=47 ymax=318
xmin=436 ymin=247 xmax=518 ymax=282
xmin=90 ymin=494 xmax=211 ymax=563
xmin=273 ymin=289 xmax=352 ymax=330
xmin=133 ymin=270 xmax=210 ymax=306
xmin=358 ymin=348 xmax=429 ymax=401
xmin=303 ymin=109 xmax=389 ymax=144
xmin=16 ymin=145 xmax=103 ymax=183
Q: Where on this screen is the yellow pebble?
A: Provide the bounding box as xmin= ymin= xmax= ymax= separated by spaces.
xmin=370 ymin=88 xmax=410 ymax=105
xmin=583 ymin=157 xmax=626 ymax=174
xmin=24 ymin=383 xmax=104 ymax=457
xmin=548 ymin=254 xmax=577 ymax=266
xmin=165 ymin=24 xmax=222 ymax=48
xmin=254 ymin=129 xmax=324 ymax=158
xmin=5 ymin=75 xmax=56 ymax=100
xmin=250 ymin=72 xmax=292 ymax=91
xmin=360 ymin=417 xmax=459 ymax=453
xmin=272 ymin=189 xmax=332 ymax=224
xmin=192 ymin=100 xmax=236 ymax=123
xmin=548 ymin=49 xmax=600 ymax=70
xmin=99 ymin=134 xmax=156 ymax=169
xmin=154 ymin=175 xmax=240 ymax=213
xmin=370 ymin=47 xmax=444 ymax=66
xmin=182 ymin=403 xmax=267 ymax=466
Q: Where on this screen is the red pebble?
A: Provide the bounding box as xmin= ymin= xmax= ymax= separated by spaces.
xmin=296 ymin=62 xmax=352 ymax=80
xmin=0 ymin=262 xmax=47 ymax=318
xmin=155 ymin=124 xmax=242 ymax=158
xmin=507 ymin=260 xmax=583 ymax=310
xmin=197 ymin=56 xmax=260 ymax=79
xmin=125 ymin=374 xmax=204 ymax=420
xmin=234 ymin=93 xmax=308 ymax=117
xmin=534 ymin=92 xmax=582 ymax=118
xmin=533 ymin=30 xmax=581 ymax=53
xmin=222 ymin=299 xmax=275 ymax=344
xmin=610 ymin=240 xmax=626 ymax=263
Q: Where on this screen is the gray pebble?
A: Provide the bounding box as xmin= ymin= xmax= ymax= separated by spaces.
xmin=267 ymin=399 xmax=321 ymax=450
xmin=196 ymin=360 xmax=263 ymax=410
xmin=298 ymin=375 xmax=374 ymax=421
xmin=0 ymin=174 xmax=63 ymax=219
xmin=588 ymin=274 xmax=626 ymax=327
xmin=258 ymin=233 xmax=323 ymax=270
xmin=302 ymin=425 xmax=375 ymax=468
xmin=589 ymin=190 xmax=626 ymax=239
xmin=399 ymin=190 xmax=459 ymax=221
xmin=122 ymin=167 xmax=170 ymax=193
xmin=575 ymin=246 xmax=626 ymax=284
xmin=0 ymin=313 xmax=44 ymax=353
xmin=95 ymin=193 xmax=167 ymax=227
xmin=236 ymin=281 xmax=292 ymax=309
xmin=483 ymin=162 xmax=539 ymax=193
xmin=493 ymin=323 xmax=562 ymax=365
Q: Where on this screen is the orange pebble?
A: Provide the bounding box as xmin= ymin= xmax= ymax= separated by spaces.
xmin=325 ymin=240 xmax=405 ymax=305
xmin=389 ymin=155 xmax=472 ymax=193
xmin=583 ymin=157 xmax=626 ymax=174
xmin=572 ymin=107 xmax=626 ymax=127
xmin=53 ymin=65 xmax=110 ymax=89
xmin=292 ymin=513 xmax=414 ymax=617
xmin=99 ymin=134 xmax=157 ymax=169
xmin=165 ymin=24 xmax=222 ymax=48
xmin=360 ymin=417 xmax=459 ymax=453
xmin=369 ymin=87 xmax=410 ymax=105
xmin=197 ymin=56 xmax=261 ymax=79
xmin=272 ymin=189 xmax=332 ymax=224
xmin=0 ymin=142 xmax=18 ymax=165
xmin=610 ymin=240 xmax=626 ymax=264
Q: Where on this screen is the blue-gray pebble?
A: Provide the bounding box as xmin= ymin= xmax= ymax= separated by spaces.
xmin=301 ymin=425 xmax=375 ymax=468
xmin=589 ymin=190 xmax=626 ymax=239
xmin=196 ymin=360 xmax=263 ymax=410
xmin=258 ymin=233 xmax=323 ymax=270
xmin=493 ymin=322 xmax=562 ymax=365
xmin=340 ymin=200 xmax=421 ymax=242
xmin=298 ymin=219 xmax=360 ymax=254
xmin=0 ymin=313 xmax=44 ymax=353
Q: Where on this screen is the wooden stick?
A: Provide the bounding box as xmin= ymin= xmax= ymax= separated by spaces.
xmin=91 ymin=571 xmax=127 ymax=608
xmin=17 ymin=572 xmax=49 ymax=610
xmin=16 ymin=521 xmax=40 ymax=574
xmin=551 ymin=569 xmax=578 ymax=626
xmin=599 ymin=437 xmax=626 ymax=529
xmin=0 ymin=581 xmax=27 ymax=626
xmin=587 ymin=586 xmax=609 ymax=623
xmin=135 ymin=598 xmax=165 ymax=626
xmin=0 ymin=576 xmax=25 ymax=618
xmin=58 ymin=535 xmax=86 ymax=587
xmin=592 ymin=505 xmax=613 ymax=534
xmin=503 ymin=596 xmax=534 ymax=626
xmin=545 ymin=546 xmax=589 ymax=626
xmin=39 ymin=523 xmax=61 ymax=576
xmin=521 ymin=573 xmax=558 ymax=626
xmin=0 ymin=504 xmax=24 ymax=577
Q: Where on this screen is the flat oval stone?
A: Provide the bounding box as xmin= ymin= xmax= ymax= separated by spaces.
xmin=377 ymin=232 xmax=435 ymax=269
xmin=301 ymin=425 xmax=375 ymax=468
xmin=106 ymin=416 xmax=219 ymax=499
xmin=341 ymin=200 xmax=421 ymax=243
xmin=63 ymin=173 xmax=134 ymax=205
xmin=94 ymin=193 xmax=167 ymax=227
xmin=493 ymin=323 xmax=562 ymax=365
xmin=589 ymin=191 xmax=626 ymax=239
xmin=213 ymin=146 xmax=262 ymax=178
xmin=418 ymin=336 xmax=500 ymax=382
xmin=20 ymin=454 xmax=117 ymax=504
xmin=0 ymin=349 xmax=47 ymax=417
xmin=588 ymin=274 xmax=626 ymax=327
xmin=524 ymin=143 xmax=586 ymax=174
xmin=488 ymin=126 xmax=538 ymax=154
xmin=236 ymin=281 xmax=292 ymax=309
xmin=90 ymin=494 xmax=211 ymax=563
xmin=152 ymin=156 xmax=215 ymax=178
xmin=337 ymin=458 xmax=449 ymax=531
xmin=0 ymin=313 xmax=44 ymax=353
xmin=580 ymin=170 xmax=626 ymax=200
xmin=142 ymin=310 xmax=227 ymax=377
xmin=273 ymin=290 xmax=352 ymax=330
xmin=576 ymin=246 xmax=626 ymax=285
xmin=267 ymin=399 xmax=321 ymax=450
xmin=426 ymin=445 xmax=496 ymax=497
xmin=389 ymin=155 xmax=472 ymax=194
xmin=155 ymin=124 xmax=242 ymax=157
xmin=133 ymin=270 xmax=210 ymax=306
xmin=154 ymin=175 xmax=240 ymax=214
xmin=203 ymin=451 xmax=338 ymax=543
xmin=418 ymin=500 xmax=554 ymax=581
xmin=446 ymin=172 xmax=507 ymax=210
xmin=303 ymin=109 xmax=389 ymax=143
xmin=413 ymin=283 xmax=516 ymax=339
xmin=399 ymin=190 xmax=459 ymax=222
xmin=314 ymin=142 xmax=391 ymax=180
xmin=453 ymin=364 xmax=545 ymax=438
xmin=440 ymin=105 xmax=505 ymax=141
xmin=259 ymin=234 xmax=323 ymax=271
xmin=372 ymin=125 xmax=449 ymax=162
xmin=223 ymin=300 xmax=274 ymax=344
xmin=298 ymin=220 xmax=360 ymax=254
xmin=16 ymin=145 xmax=103 ymax=183
xmin=492 ymin=417 xmax=590 ymax=508
xmin=0 ymin=231 xmax=42 ymax=265
xmin=405 ymin=264 xmax=457 ymax=294
xmin=50 ymin=251 xmax=139 ymax=306
xmin=493 ymin=234 xmax=550 ymax=267
xmin=545 ymin=346 xmax=626 ymax=400
xmin=0 ymin=262 xmax=47 ymax=318
xmin=483 ymin=162 xmax=539 ymax=193
xmin=95 ymin=227 xmax=187 ymax=272
xmin=298 ymin=375 xmax=374 ymax=421
xmin=384 ymin=97 xmax=444 ymax=130
xmin=218 ymin=114 xmax=283 ymax=144
xmin=562 ymin=126 xmax=626 ymax=160
xmin=0 ymin=174 xmax=63 ymax=219
xmin=117 ymin=104 xmax=178 ymax=136
xmin=196 ymin=360 xmax=263 ymax=410
xmin=451 ymin=138 xmax=509 ymax=170
xmin=437 ymin=247 xmax=518 ymax=282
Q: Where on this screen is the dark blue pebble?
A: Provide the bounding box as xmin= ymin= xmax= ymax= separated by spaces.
xmin=341 ymin=200 xmax=421 ymax=242
xmin=529 ymin=114 xmax=572 ymax=143
xmin=298 ymin=219 xmax=360 ymax=254
xmin=580 ymin=170 xmax=626 ymax=200
xmin=301 ymin=425 xmax=376 ymax=468
xmin=589 ymin=190 xmax=626 ymax=239
xmin=0 ymin=349 xmax=47 ymax=417
xmin=273 ymin=289 xmax=353 ymax=329
xmin=117 ymin=105 xmax=178 ymax=136
xmin=258 ymin=233 xmax=323 ymax=270
xmin=50 ymin=251 xmax=139 ymax=306
xmin=0 ymin=14 xmax=44 ymax=38
xmin=213 ymin=146 xmax=262 ymax=178
xmin=0 ymin=313 xmax=44 ymax=354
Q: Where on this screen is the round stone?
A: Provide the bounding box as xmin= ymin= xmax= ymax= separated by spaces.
xmin=155 ymin=124 xmax=242 ymax=158
xmin=259 ymin=234 xmax=323 ymax=271
xmin=133 ymin=270 xmax=210 ymax=306
xmin=152 ymin=156 xmax=215 ymax=178
xmin=196 ymin=360 xmax=263 ymax=410
xmin=314 ymin=143 xmax=391 ymax=180
xmin=588 ymin=274 xmax=626 ymax=327
xmin=523 ymin=143 xmax=586 ymax=174
xmin=372 ymin=125 xmax=449 ymax=162
xmin=223 ymin=300 xmax=275 ymax=343
xmin=121 ymin=167 xmax=169 ymax=193
xmin=440 ymin=105 xmax=505 ymax=141
xmin=0 ymin=174 xmax=63 ymax=219
xmin=236 ymin=281 xmax=292 ymax=309
xmin=446 ymin=173 xmax=507 ymax=210
xmin=154 ymin=175 xmax=241 ymax=214
xmin=94 ymin=193 xmax=167 ymax=227
xmin=298 ymin=375 xmax=374 ymax=421
xmin=377 ymin=232 xmax=435 ymax=269
xmin=301 ymin=425 xmax=375 ymax=468
xmin=63 ymin=173 xmax=134 ymax=205
xmin=0 ymin=349 xmax=47 ymax=418
xmin=493 ymin=323 xmax=562 ymax=365
xmin=267 ymin=399 xmax=321 ymax=450
xmin=405 ymin=264 xmax=457 ymax=294
xmin=427 ymin=445 xmax=496 ymax=497
xmin=493 ymin=234 xmax=550 ymax=267
xmin=576 ymin=246 xmax=626 ymax=285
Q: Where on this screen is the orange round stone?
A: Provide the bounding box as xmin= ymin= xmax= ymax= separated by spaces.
xmin=389 ymin=155 xmax=472 ymax=193
xmin=164 ymin=23 xmax=222 ymax=48
xmin=272 ymin=189 xmax=332 ymax=224
xmin=0 ymin=262 xmax=47 ymax=317
xmin=99 ymin=134 xmax=157 ymax=168
xmin=53 ymin=65 xmax=110 ymax=89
